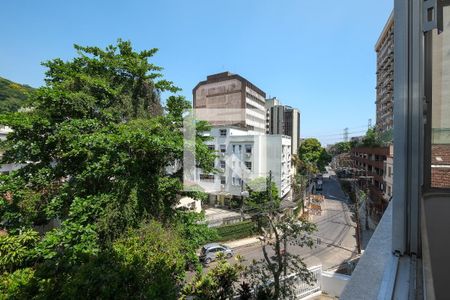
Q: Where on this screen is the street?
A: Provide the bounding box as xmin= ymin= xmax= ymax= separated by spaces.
xmin=217 ymin=167 xmax=358 ymax=271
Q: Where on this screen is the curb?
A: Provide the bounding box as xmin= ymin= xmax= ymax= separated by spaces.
xmin=223 ymin=237 xmax=261 ymax=250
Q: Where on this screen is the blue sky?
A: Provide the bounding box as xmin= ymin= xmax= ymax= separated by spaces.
xmin=0 ymin=0 xmax=393 ymax=145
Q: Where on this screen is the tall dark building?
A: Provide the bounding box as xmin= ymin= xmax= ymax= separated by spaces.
xmin=265 ymin=97 xmax=301 ymax=155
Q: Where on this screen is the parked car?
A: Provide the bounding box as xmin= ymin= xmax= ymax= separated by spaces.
xmin=199 ymin=243 xmax=234 ymax=264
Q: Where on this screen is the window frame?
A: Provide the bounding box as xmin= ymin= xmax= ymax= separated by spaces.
xmin=423 ymin=4 xmax=450 ymax=193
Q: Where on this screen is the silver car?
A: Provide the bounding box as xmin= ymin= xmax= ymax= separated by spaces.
xmin=200 ymin=243 xmax=234 ymax=264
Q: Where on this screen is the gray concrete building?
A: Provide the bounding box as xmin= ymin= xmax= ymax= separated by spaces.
xmin=375 ymin=12 xmax=394 ymax=135
xmin=193 ymin=72 xmax=267 ymax=133
xmin=265 ymin=97 xmax=301 ymax=155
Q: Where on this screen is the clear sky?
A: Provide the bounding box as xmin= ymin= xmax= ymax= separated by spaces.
xmin=0 ymin=0 xmax=393 ymax=145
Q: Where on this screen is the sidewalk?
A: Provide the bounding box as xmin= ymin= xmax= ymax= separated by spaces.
xmin=223 ymin=236 xmax=261 ymax=249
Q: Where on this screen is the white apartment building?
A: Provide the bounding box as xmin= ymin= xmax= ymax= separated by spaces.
xmin=194 ymin=126 xmax=292 ymax=201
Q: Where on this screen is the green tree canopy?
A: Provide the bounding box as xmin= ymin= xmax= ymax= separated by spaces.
xmin=0 ymin=40 xmax=216 ymax=298
xmin=298 ymin=138 xmax=331 ymax=173
xmin=245 ymin=176 xmax=280 ymax=212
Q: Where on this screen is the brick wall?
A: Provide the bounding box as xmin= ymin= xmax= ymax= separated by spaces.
xmin=431 ymin=144 xmax=450 ymax=188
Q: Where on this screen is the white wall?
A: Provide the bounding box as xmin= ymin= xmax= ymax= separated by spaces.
xmin=196 ymin=127 xmax=292 ymax=198
xmin=321 ymin=271 xmax=350 ymax=298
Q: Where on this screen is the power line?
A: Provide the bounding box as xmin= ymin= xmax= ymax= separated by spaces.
xmin=304 ymin=130 xmax=366 ymax=138
xmin=303 ymin=126 xmax=368 ymax=138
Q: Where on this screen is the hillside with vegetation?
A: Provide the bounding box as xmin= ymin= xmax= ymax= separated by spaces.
xmin=0 ymin=76 xmax=34 ymax=113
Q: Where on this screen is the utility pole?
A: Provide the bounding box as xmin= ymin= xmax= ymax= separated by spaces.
xmin=267 ymin=170 xmax=273 ymax=238
xmin=268 ymin=170 xmax=273 ymax=210
xmin=351 ymin=159 xmax=362 ymax=254
xmin=240 ymin=178 xmax=244 ymax=221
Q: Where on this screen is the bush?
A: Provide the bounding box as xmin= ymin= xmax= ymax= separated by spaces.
xmin=215 ymin=221 xmax=255 ymax=241
xmin=0 ymin=230 xmax=39 ymax=273
xmin=0 ymin=268 xmax=37 ymax=298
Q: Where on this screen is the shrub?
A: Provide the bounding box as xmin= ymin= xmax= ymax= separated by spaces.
xmin=0 ymin=230 xmax=39 ymax=273
xmin=0 ymin=268 xmax=36 ymax=298
xmin=215 ymin=221 xmax=255 ymax=241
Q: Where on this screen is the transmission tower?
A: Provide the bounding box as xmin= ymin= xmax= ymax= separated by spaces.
xmin=368 ymin=118 xmax=372 ymax=130
xmin=343 ymin=128 xmax=349 ymax=142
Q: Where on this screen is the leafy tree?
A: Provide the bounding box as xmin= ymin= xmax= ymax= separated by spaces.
xmin=181 ymin=254 xmax=245 ymax=300
xmin=1 ymin=221 xmax=186 ymax=299
xmin=330 ymin=141 xmax=352 ymax=155
xmin=298 ymin=138 xmax=331 ymax=173
xmin=245 ymin=216 xmax=316 ymax=299
xmin=349 ymin=139 xmax=359 ymax=148
xmin=174 ymin=211 xmax=218 ymax=268
xmin=0 ymin=229 xmax=39 ymax=273
xmin=245 ymin=177 xmax=280 ymax=212
xmin=244 ymin=176 xmax=280 ymax=234
xmin=0 ymin=40 xmax=216 ymax=298
xmin=362 ymin=128 xmax=379 ymax=147
xmin=243 ymin=176 xmax=317 ymax=299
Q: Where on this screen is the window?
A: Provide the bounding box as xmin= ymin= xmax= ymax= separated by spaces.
xmin=200 ymin=174 xmax=215 ymax=182
xmin=220 ymin=160 xmax=226 ymax=169
xmin=427 ymin=5 xmax=450 ymax=189
xmin=239 ymin=145 xmax=242 ymax=153
xmin=232 ymin=177 xmax=242 ymax=186
xmin=245 ymin=161 xmax=252 ymax=171
xmin=245 ymin=144 xmax=252 ymax=154
xmin=220 ymin=129 xmax=227 ymax=137
xmin=208 ymin=144 xmax=215 ymax=151
xmin=220 ymin=144 xmax=226 ymax=153
xmin=388 ymin=186 xmax=392 ymax=197
xmin=220 ymin=176 xmax=226 ymax=185
xmin=232 ymin=145 xmax=236 ymax=153
xmin=388 ymin=166 xmax=392 ymax=177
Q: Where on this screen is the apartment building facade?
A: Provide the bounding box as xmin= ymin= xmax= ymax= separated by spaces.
xmin=194 ymin=127 xmax=292 ymax=202
xmin=265 ymin=97 xmax=301 ymax=155
xmin=351 ymin=146 xmax=391 ymax=222
xmin=193 ymin=72 xmax=267 ymax=133
xmin=375 ymin=13 xmax=394 ymax=135
xmin=383 ymin=144 xmax=394 ymax=200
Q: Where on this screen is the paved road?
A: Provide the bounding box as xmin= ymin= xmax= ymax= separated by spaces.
xmin=211 ymin=167 xmax=359 ymax=271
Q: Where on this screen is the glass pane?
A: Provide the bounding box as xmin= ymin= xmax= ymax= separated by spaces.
xmin=431 ymin=5 xmax=450 ymax=188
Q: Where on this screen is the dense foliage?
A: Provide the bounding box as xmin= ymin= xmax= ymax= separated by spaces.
xmin=330 ymin=128 xmax=393 ymax=152
xmin=181 ymin=254 xmax=245 ymax=300
xmin=0 ymin=77 xmax=34 ymax=113
xmin=0 ymin=40 xmax=217 ymax=298
xmin=298 ymin=138 xmax=331 ymax=173
xmin=215 ymin=220 xmax=255 ymax=241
